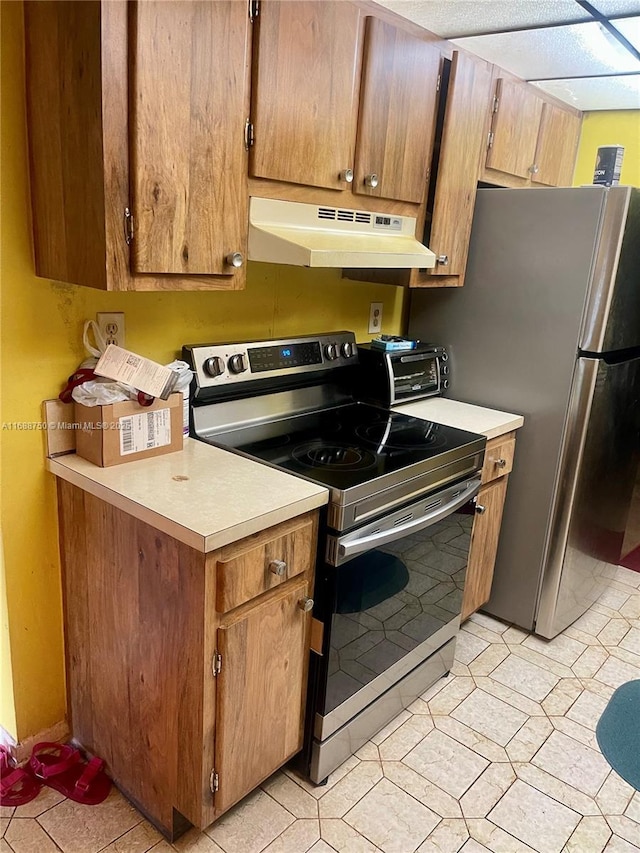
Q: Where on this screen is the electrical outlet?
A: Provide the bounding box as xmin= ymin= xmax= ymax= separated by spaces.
xmin=368 ymin=302 xmax=383 ymax=335
xmin=96 ymin=312 xmax=125 ymax=349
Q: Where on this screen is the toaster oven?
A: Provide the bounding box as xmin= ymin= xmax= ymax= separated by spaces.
xmin=356 ymin=342 xmax=449 ymax=406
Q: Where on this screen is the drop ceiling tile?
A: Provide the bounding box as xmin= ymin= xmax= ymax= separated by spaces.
xmin=592 ymin=0 xmax=640 ymax=15
xmin=532 ymin=74 xmax=640 ymax=110
xmin=610 ymin=15 xmax=640 ymax=50
xmin=453 ymin=21 xmax=640 ymax=79
xmin=374 ymin=1 xmax=590 ymax=39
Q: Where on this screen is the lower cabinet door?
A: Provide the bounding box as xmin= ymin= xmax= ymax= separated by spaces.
xmin=213 ymin=578 xmax=311 ymax=814
xmin=462 ymin=477 xmax=509 ymax=621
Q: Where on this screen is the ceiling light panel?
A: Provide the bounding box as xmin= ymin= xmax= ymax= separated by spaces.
xmin=453 ymin=21 xmax=640 ymax=79
xmin=532 ymin=73 xmax=640 ymax=109
xmin=374 ymin=1 xmax=590 ymax=38
xmin=610 ymin=15 xmax=640 ymax=51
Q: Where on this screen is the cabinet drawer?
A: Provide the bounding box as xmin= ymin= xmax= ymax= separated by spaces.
xmin=481 ymin=433 xmax=516 ymax=484
xmin=215 ymin=516 xmax=316 ymax=613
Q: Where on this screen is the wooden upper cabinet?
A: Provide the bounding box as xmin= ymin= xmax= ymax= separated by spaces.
xmin=486 ymin=78 xmax=543 ymax=179
xmin=25 ymin=0 xmax=250 ymax=291
xmin=532 ymin=103 xmax=582 ymax=187
xmin=129 ymin=1 xmax=250 ymax=276
xmin=250 ymin=1 xmax=361 ymax=191
xmin=353 ymin=18 xmax=440 ymax=204
xmin=421 ymin=51 xmax=494 ymax=282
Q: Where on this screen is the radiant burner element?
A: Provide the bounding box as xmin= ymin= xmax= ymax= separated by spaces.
xmin=292 ymin=441 xmax=376 ymax=471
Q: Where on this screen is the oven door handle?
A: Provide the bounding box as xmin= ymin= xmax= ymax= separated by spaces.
xmin=337 ymin=478 xmax=481 ymax=561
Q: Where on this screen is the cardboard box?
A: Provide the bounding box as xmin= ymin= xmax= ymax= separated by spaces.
xmin=75 ymin=393 xmax=183 ymax=467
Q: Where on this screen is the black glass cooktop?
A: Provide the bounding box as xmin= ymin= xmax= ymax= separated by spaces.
xmin=209 ymin=403 xmax=484 ymax=493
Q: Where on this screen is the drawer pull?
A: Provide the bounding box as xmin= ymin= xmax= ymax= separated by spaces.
xmin=495 ymin=458 xmax=507 ymax=468
xmin=269 ymin=559 xmax=287 ymax=576
xmin=298 ymin=597 xmax=314 ymax=612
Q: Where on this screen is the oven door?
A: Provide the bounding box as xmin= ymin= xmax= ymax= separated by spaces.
xmin=315 ymin=475 xmax=480 ymax=742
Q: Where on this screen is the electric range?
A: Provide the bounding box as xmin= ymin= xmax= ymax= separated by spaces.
xmin=183 ymin=331 xmax=486 ymax=782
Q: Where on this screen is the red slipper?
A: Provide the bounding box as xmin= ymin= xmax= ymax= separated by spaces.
xmin=29 ymin=742 xmax=111 ymax=805
xmin=0 ymin=747 xmax=42 ymax=807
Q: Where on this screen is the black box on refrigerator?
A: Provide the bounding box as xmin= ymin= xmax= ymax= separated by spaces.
xmin=593 ymin=146 xmax=624 ymax=186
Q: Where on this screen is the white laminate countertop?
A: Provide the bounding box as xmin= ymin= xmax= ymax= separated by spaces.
xmin=47 ymin=439 xmax=329 ymax=553
xmin=394 ymin=398 xmax=524 ymax=439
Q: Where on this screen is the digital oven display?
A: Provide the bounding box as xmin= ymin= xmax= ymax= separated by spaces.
xmin=248 ymin=341 xmax=322 ymax=373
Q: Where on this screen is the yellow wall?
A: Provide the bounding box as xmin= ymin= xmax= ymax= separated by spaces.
xmin=573 ymin=111 xmax=640 ymax=187
xmin=0 ymin=2 xmax=405 ymax=740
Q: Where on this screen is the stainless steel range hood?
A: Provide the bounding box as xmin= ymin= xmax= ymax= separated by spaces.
xmin=248 ymin=197 xmax=436 ymax=269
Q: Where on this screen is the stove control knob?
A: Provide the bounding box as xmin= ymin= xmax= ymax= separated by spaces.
xmin=228 ymin=353 xmax=247 ymax=374
xmin=341 ymin=342 xmax=355 ymax=359
xmin=441 ymin=365 xmax=449 ymax=375
xmin=325 ymin=343 xmax=338 ymax=361
xmin=203 ymin=356 xmax=225 ymax=377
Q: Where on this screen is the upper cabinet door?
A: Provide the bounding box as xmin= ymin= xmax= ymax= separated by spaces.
xmin=250 ymin=1 xmax=361 ymax=191
xmin=427 ymin=52 xmax=494 ymax=278
xmin=532 ymin=103 xmax=582 ymax=187
xmin=354 ymin=18 xmax=440 ymax=204
xmin=129 ymin=1 xmax=250 ymax=275
xmin=486 ymin=78 xmax=543 ymax=179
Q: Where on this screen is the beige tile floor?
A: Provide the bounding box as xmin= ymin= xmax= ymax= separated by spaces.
xmin=3 ymin=563 xmax=640 ymax=853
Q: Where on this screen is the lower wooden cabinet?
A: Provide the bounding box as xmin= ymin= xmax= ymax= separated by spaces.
xmin=56 ymin=480 xmax=318 ymax=839
xmin=214 ymin=578 xmax=311 ymax=814
xmin=461 ymin=431 xmax=516 ymax=620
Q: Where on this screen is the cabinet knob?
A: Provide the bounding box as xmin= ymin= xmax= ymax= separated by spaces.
xmin=226 ymin=252 xmax=244 ymax=268
xmin=475 ymin=503 xmax=486 ymax=515
xmin=339 ymin=169 xmax=354 ymax=183
xmin=298 ymin=597 xmax=314 ymax=612
xmin=528 ymin=164 xmax=539 ymax=175
xmin=495 ymin=458 xmax=507 ymax=469
xmin=364 ymin=174 xmax=379 ymax=188
xmin=269 ymin=559 xmax=287 ymax=576
xmin=436 ymin=255 xmax=449 ymax=266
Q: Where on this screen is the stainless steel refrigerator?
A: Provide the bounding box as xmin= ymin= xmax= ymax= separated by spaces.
xmin=408 ymin=185 xmax=640 ymax=638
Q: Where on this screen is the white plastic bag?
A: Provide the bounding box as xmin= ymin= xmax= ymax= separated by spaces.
xmin=82 ymin=320 xmax=107 ymax=360
xmin=166 ymin=360 xmax=193 ymax=435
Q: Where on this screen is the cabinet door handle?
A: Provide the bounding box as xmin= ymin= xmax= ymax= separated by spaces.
xmin=339 ymin=169 xmax=354 ymax=183
xmin=475 ymin=504 xmax=486 ymax=515
xmin=298 ymin=597 xmax=314 ymax=612
xmin=436 ymin=255 xmax=449 ymax=266
xmin=495 ymin=458 xmax=507 ymax=468
xmin=269 ymin=560 xmax=287 ymax=576
xmin=528 ymin=164 xmax=539 ymax=175
xmin=364 ymin=174 xmax=379 ymax=188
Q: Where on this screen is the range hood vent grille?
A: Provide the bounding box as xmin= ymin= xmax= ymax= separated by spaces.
xmin=317 ymin=207 xmax=373 ymax=225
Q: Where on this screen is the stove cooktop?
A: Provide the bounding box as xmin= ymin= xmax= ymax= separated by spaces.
xmin=207 ymin=403 xmax=485 ymax=494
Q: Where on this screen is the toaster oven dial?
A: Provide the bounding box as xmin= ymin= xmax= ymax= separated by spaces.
xmin=324 ymin=343 xmax=338 ymax=361
xmin=341 ymin=342 xmax=355 ymax=359
xmin=203 ymin=356 xmax=225 ymax=378
xmin=441 ymin=365 xmax=449 ymax=375
xmin=228 ymin=353 xmax=247 ymax=374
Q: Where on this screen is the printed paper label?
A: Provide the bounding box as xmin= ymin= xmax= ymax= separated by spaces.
xmin=95 ymin=345 xmax=176 ymax=399
xmin=119 ymin=410 xmax=172 ymax=456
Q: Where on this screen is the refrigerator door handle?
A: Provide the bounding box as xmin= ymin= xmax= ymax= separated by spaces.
xmin=535 ymin=358 xmax=599 ymax=638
